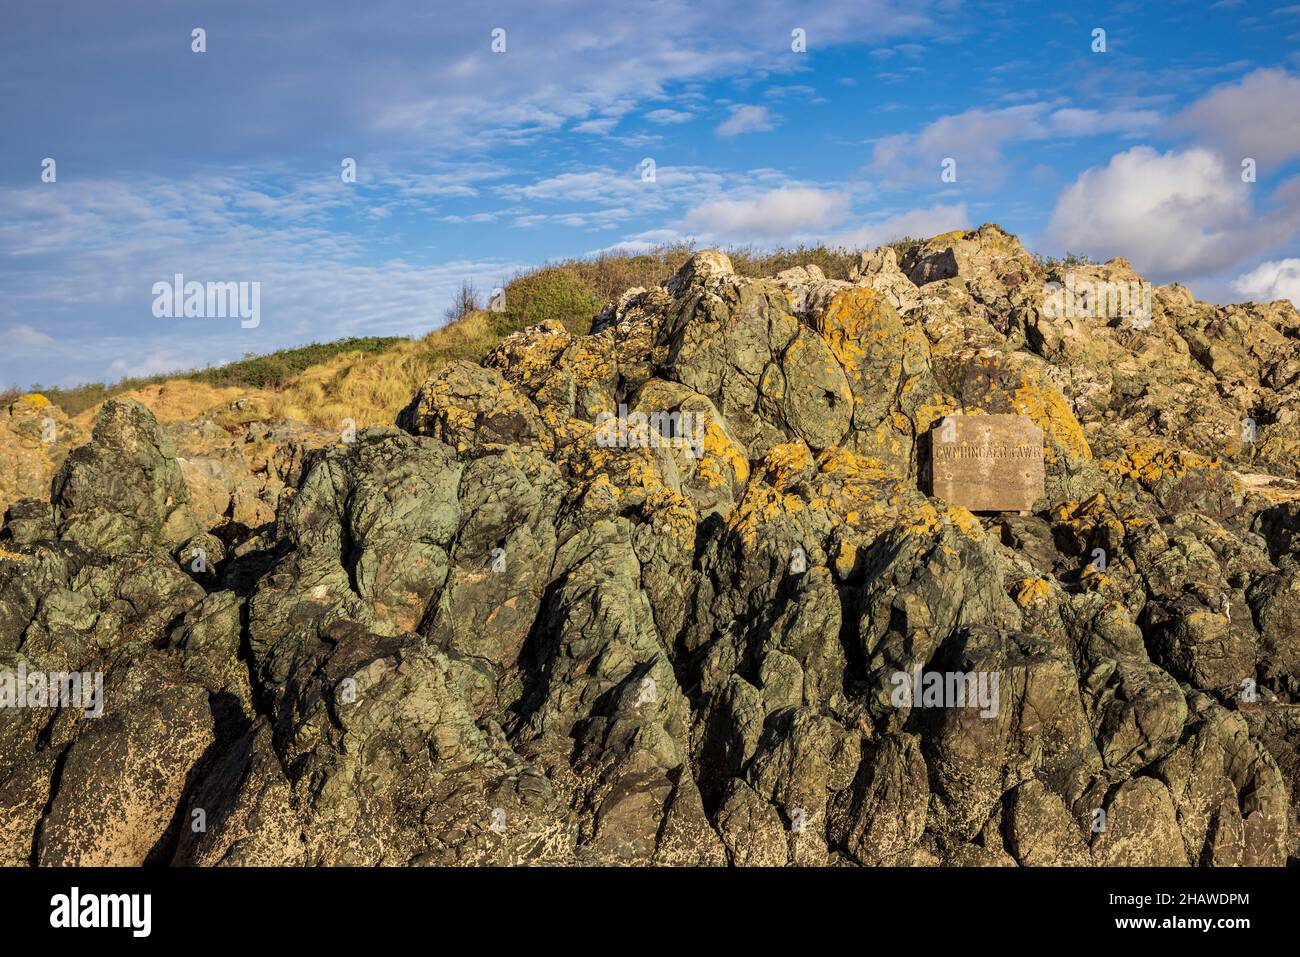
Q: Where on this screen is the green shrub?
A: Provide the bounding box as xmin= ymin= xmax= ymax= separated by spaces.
xmin=495 ymin=267 xmax=602 ymax=337
xmin=1035 ymin=251 xmax=1099 ymax=271
xmin=883 ymin=236 xmax=925 ymax=261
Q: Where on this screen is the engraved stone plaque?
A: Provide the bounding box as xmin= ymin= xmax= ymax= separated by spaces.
xmin=928 ymin=413 xmax=1045 ymax=512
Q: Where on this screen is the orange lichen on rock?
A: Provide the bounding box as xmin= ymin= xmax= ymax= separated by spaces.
xmin=1014 ymin=577 xmax=1053 ymax=608
xmin=942 ymin=505 xmax=984 ymax=540
xmin=560 ymin=439 xmax=664 ymax=501
xmin=726 ymin=484 xmax=807 ymax=548
xmin=642 ymin=486 xmax=699 ymax=550
xmin=1007 ymin=375 xmax=1091 ymax=461
xmin=694 ymin=417 xmax=751 ymax=491
xmin=486 ymin=320 xmax=572 ymax=386
xmin=760 ymin=441 xmax=815 ymax=489
xmin=564 ymin=339 xmax=618 ymax=387
xmin=1103 ymin=440 xmax=1222 ymax=481
xmin=815 ymin=287 xmax=901 ymax=372
xmin=1079 ymin=564 xmax=1117 ymax=592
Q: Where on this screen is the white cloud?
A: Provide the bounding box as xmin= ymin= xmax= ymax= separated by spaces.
xmin=585 ymin=229 xmax=688 ymax=257
xmin=1171 ymin=68 xmax=1300 ymax=168
xmin=313 ymin=0 xmax=946 ymax=152
xmin=1046 ymin=146 xmax=1264 ymax=276
xmin=603 ymin=199 xmax=966 ymax=254
xmin=1230 ymin=258 xmax=1300 ymax=305
xmin=764 ymin=85 xmax=817 ymax=99
xmin=645 ymin=109 xmax=693 ymax=125
xmin=506 ymin=169 xmax=643 ymax=204
xmin=106 ymin=350 xmax=208 ymax=380
xmin=574 ymin=117 xmax=619 ymax=134
xmin=871 ymin=105 xmax=1044 ymax=184
xmin=1049 ymin=108 xmax=1160 ymax=137
xmin=827 ymin=202 xmax=969 ymax=247
xmin=7 ymin=324 xmax=57 ymax=354
xmin=680 ymin=188 xmax=850 ymax=240
xmin=716 ymin=105 xmax=777 ymax=137
xmin=0 ymin=175 xmax=526 ymax=387
xmin=498 ymin=165 xmax=735 ymax=221
xmin=870 ymin=104 xmax=1161 ymax=186
xmin=1049 ymin=143 xmax=1300 ymax=282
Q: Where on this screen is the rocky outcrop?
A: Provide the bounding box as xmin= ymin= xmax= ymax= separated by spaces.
xmin=0 ymin=394 xmax=82 ymax=527
xmin=1 ymin=224 xmax=1297 ymax=867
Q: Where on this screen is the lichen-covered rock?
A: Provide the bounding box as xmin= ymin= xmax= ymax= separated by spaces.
xmin=52 ymin=399 xmax=201 ymax=554
xmin=0 ymin=394 xmax=83 ymax=521
xmin=1092 ymin=777 xmax=1190 ymax=867
xmin=2 ymin=226 xmax=1298 ymax=867
xmin=1005 ymin=779 xmax=1092 ymax=866
xmin=36 ymin=657 xmax=215 ymax=866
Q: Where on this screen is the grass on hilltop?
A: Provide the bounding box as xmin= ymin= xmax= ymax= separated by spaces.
xmin=12 ymin=337 xmax=404 ymax=418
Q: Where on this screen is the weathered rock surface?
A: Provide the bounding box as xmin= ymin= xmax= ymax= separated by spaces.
xmin=1 ymin=224 xmax=1297 ymax=867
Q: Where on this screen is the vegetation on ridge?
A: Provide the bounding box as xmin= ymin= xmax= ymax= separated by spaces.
xmin=7 ymin=240 xmax=927 ymax=427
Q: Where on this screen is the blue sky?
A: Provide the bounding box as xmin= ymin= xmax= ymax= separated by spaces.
xmin=3 ymin=0 xmax=1300 ymax=389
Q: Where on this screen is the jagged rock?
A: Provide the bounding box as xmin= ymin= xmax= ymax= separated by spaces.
xmin=715 ymin=778 xmax=789 ymax=866
xmin=398 ymin=362 xmax=550 ymax=455
xmin=849 ymin=246 xmax=921 ymax=313
xmin=2 ymin=227 xmax=1298 ymax=868
xmin=1006 ymin=779 xmax=1092 ymax=866
xmin=172 ymin=722 xmax=304 ymax=866
xmin=901 ymin=224 xmax=1041 ymax=300
xmin=51 ymin=399 xmax=201 ymax=555
xmin=0 ymin=394 xmax=82 ymax=518
xmin=36 ymin=656 xmax=215 ymax=866
xmin=828 ymin=732 xmax=928 ymax=865
xmin=1092 ymin=777 xmax=1190 ymax=866
xmin=1 ymin=498 xmax=53 ymax=544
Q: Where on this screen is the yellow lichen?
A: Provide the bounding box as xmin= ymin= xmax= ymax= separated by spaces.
xmin=943 ymin=506 xmax=984 ymax=540
xmin=695 ymin=418 xmax=750 ymax=491
xmin=761 ymin=441 xmax=814 ymax=489
xmin=815 ymin=288 xmax=899 ymax=373
xmin=1008 ymin=376 xmax=1091 ymax=461
xmin=1014 ymin=577 xmax=1053 ymax=608
xmin=1102 ymin=440 xmax=1221 ymax=481
xmin=726 ymin=485 xmax=806 ymax=548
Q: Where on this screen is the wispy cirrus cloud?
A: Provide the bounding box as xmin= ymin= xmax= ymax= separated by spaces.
xmin=645 ymin=109 xmax=694 ymax=125
xmin=1 ymin=0 xmax=952 ymax=169
xmin=826 ymin=202 xmax=969 ymax=248
xmin=716 ymin=105 xmax=778 ymax=137
xmin=869 ymin=103 xmax=1160 ymax=187
xmin=0 ymin=173 xmax=525 ymax=386
xmin=680 ymin=187 xmax=849 ymax=240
